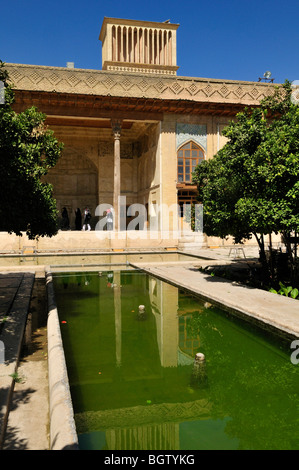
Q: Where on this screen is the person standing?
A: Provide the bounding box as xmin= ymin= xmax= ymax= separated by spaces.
xmin=82 ymin=207 xmax=91 ymax=231
xmin=75 ymin=208 xmax=82 ymax=230
xmin=61 ymin=207 xmax=70 ymax=230
xmin=106 ymin=208 xmax=113 ymax=231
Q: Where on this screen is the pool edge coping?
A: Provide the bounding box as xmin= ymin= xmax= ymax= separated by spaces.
xmin=131 ymin=263 xmax=299 ymax=344
xmin=46 ymin=270 xmax=79 ymax=450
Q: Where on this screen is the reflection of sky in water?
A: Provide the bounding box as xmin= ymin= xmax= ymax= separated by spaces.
xmin=180 ymin=418 xmax=239 ymax=450
xmin=79 ymin=431 xmax=106 ymax=450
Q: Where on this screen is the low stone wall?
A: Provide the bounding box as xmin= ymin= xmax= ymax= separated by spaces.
xmin=0 ymin=231 xmax=282 ymax=254
xmin=0 ymin=231 xmax=180 ymax=253
xmin=46 ymin=272 xmax=79 ymax=450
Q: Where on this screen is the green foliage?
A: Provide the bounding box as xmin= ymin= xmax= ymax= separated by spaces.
xmin=193 ymin=82 xmax=299 ymax=239
xmin=9 ymin=371 xmax=25 ymax=383
xmin=269 ymin=282 xmax=299 ymax=299
xmin=192 ymin=80 xmax=299 ymax=283
xmin=0 ymin=61 xmax=63 ymax=239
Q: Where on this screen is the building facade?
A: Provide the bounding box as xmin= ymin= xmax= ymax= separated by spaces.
xmin=5 ymin=17 xmax=276 ymax=250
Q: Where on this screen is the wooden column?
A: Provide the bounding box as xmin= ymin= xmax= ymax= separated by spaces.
xmin=111 ymin=119 xmax=122 ymax=231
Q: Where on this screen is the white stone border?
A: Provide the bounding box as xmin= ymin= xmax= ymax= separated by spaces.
xmin=46 ymin=271 xmax=79 ymax=450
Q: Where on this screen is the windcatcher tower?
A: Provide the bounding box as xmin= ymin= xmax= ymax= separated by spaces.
xmin=99 ymin=17 xmax=179 ymax=75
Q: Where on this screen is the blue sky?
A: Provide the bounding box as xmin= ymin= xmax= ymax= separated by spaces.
xmin=2 ymin=0 xmax=298 ymax=84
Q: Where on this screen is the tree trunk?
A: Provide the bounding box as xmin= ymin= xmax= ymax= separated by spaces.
xmin=282 ymin=230 xmax=296 ymax=285
xmin=254 ymin=232 xmax=270 ymax=284
xmin=268 ymin=233 xmax=275 ymax=282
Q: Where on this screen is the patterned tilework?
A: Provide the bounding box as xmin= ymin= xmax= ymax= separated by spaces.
xmin=176 ymin=123 xmax=207 ymax=150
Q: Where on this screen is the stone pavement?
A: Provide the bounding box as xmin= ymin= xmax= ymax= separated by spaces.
xmin=0 ymin=271 xmax=35 ymax=449
xmin=184 ymin=245 xmax=260 ymax=259
xmin=1 ymin=271 xmax=49 ymax=451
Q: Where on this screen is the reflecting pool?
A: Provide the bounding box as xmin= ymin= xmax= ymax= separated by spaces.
xmin=52 ymin=270 xmax=299 ymax=450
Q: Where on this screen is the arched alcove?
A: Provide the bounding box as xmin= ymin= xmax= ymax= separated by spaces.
xmin=45 ymin=147 xmax=98 ymax=229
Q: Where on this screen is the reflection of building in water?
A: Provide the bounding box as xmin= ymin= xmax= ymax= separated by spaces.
xmin=106 ymin=423 xmax=179 ymax=450
xmin=111 ymin=272 xmax=180 ymax=370
xmin=178 ymin=314 xmax=200 ymax=363
xmin=75 ymin=273 xmax=208 ymax=450
xmin=76 ymin=398 xmax=210 ymax=450
xmin=148 ymin=276 xmax=201 ymax=366
xmin=148 ymin=275 xmax=179 ymax=367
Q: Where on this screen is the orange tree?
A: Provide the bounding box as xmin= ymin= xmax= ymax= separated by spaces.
xmin=0 ymin=61 xmax=63 ymax=239
xmin=193 ymin=81 xmax=299 ymax=286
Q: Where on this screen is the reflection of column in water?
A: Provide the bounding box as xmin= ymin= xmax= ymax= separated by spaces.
xmin=190 ymin=352 xmax=208 ymax=388
xmin=114 ymin=271 xmax=121 ymax=367
xmin=160 ymin=282 xmax=179 ymax=368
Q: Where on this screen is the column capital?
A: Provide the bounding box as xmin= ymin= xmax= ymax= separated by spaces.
xmin=111 ymin=119 xmax=122 ymax=138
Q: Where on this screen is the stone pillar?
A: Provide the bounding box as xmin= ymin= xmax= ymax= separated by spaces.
xmin=111 ymin=119 xmax=122 ymax=231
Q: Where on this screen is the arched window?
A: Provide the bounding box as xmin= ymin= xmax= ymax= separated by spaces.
xmin=177 ymin=141 xmax=205 ymax=183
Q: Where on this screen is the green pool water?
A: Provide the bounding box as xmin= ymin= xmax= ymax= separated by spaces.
xmin=52 ymin=269 xmax=299 ymax=450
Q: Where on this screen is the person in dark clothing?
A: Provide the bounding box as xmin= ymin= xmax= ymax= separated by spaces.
xmin=75 ymin=208 xmax=82 ymax=230
xmin=61 ymin=207 xmax=70 ymax=230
